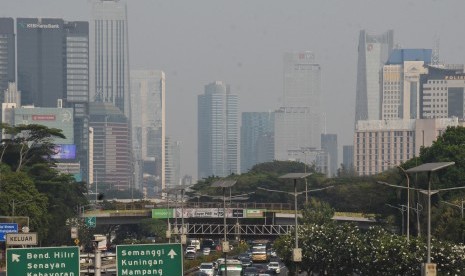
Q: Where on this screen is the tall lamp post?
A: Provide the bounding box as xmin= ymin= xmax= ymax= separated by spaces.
xmin=211 ymin=179 xmax=237 ymax=276
xmin=383 ymin=160 xmax=410 ymax=241
xmin=258 ymin=173 xmax=331 ymax=272
xmin=170 ymin=184 xmax=192 ymax=245
xmin=379 ymin=162 xmax=460 ymax=275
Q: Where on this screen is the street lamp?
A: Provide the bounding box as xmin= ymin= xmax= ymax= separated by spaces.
xmin=169 ymin=184 xmax=192 ymax=245
xmin=406 ymin=162 xmax=455 ymax=270
xmin=383 ymin=160 xmax=411 ymax=241
xmin=385 ymin=204 xmax=408 ymax=235
xmin=258 ymin=172 xmax=331 ymax=270
xmin=378 ymin=162 xmax=460 ymax=274
xmin=212 ymin=179 xmax=237 ymax=276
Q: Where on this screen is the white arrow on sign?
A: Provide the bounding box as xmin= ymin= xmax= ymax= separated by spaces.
xmin=12 ymin=254 xmax=20 ymax=262
xmin=167 ymin=249 xmax=177 ymax=259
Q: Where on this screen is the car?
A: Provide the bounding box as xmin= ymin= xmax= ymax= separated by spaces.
xmin=202 ymin=247 xmax=211 ymax=255
xmin=243 ymin=266 xmax=259 ymax=276
xmin=237 ymin=253 xmax=249 ymax=261
xmin=267 ymin=261 xmax=280 ymax=273
xmin=241 ymin=257 xmax=252 ymax=267
xmin=199 ymin=262 xmax=215 ymax=276
xmin=191 ymin=272 xmax=209 ymax=276
xmin=185 ymin=251 xmax=196 ymax=260
xmin=185 ymin=246 xmax=196 ymax=254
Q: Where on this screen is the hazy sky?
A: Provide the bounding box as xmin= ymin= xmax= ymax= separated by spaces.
xmin=4 ymin=0 xmax=465 ymax=179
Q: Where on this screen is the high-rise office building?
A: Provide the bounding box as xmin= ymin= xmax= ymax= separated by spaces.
xmin=240 ymin=112 xmax=274 ymax=173
xmin=89 ymin=102 xmax=131 ymax=190
xmin=64 ymin=21 xmax=90 ymax=183
xmin=198 ymin=81 xmax=239 ymax=179
xmin=165 ymin=137 xmax=181 ymax=189
xmin=420 ymin=65 xmax=465 ymax=119
xmin=321 ymin=133 xmax=338 ymax=177
xmin=355 ymin=30 xmax=394 ymax=122
xmin=16 ymin=18 xmax=90 ymax=182
xmin=91 ymin=0 xmax=130 ymax=117
xmin=381 ymin=49 xmax=431 ymax=120
xmin=275 ymin=51 xmax=322 ymax=161
xmin=130 ymin=70 xmax=165 ymax=194
xmin=342 ymin=145 xmax=354 ymax=171
xmin=0 ymin=18 xmax=15 ymax=96
xmin=17 ymin=18 xmax=65 ymax=107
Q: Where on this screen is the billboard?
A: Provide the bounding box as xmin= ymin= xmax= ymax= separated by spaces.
xmin=51 ymin=144 xmax=76 ymax=159
xmin=245 ymin=209 xmax=266 ymax=218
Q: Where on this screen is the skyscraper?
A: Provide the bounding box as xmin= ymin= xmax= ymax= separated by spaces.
xmin=16 ymin=18 xmax=90 ymax=182
xmin=0 ymin=18 xmax=15 ymax=96
xmin=240 ymin=112 xmax=274 ymax=173
xmin=275 ymin=51 xmax=322 ymax=161
xmin=355 ymin=30 xmax=394 ymax=122
xmin=198 ymin=81 xmax=239 ymax=179
xmin=17 ymin=18 xmax=65 ymax=107
xmin=321 ymin=133 xmax=338 ymax=177
xmin=130 ymin=70 xmax=165 ymax=194
xmin=165 ymin=137 xmax=181 ymax=189
xmin=91 ymin=0 xmax=130 ymax=117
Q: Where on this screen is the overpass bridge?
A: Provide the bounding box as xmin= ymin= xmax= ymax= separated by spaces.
xmin=81 ymin=201 xmax=376 ymax=237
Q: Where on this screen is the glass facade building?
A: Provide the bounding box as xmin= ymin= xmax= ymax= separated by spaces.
xmin=198 ymin=81 xmax=239 ymax=179
xmin=275 ymin=51 xmax=322 ymax=161
xmin=130 ymin=70 xmax=165 ymax=194
xmin=91 ymin=0 xmax=130 ymax=117
xmin=240 ymin=112 xmax=274 ymax=173
xmin=355 ymin=30 xmax=394 ymax=122
xmin=0 ymin=18 xmax=15 ymax=97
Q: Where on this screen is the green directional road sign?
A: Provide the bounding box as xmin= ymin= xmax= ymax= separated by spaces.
xmin=85 ymin=216 xmax=96 ymax=228
xmin=117 ymin=243 xmax=183 ymax=276
xmin=7 ymin=246 xmax=80 ymax=276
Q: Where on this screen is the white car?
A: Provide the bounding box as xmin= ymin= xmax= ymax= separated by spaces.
xmin=199 ymin=262 xmax=215 ymax=276
xmin=185 ymin=246 xmax=196 ymax=254
xmin=202 ymin=247 xmax=211 ymax=255
xmin=268 ymin=261 xmax=281 ymax=273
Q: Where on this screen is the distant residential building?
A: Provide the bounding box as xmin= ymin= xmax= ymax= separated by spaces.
xmin=165 ymin=137 xmax=181 ymax=189
xmin=381 ymin=49 xmax=431 ymax=120
xmin=198 ymin=81 xmax=239 ymax=178
xmin=91 ymin=0 xmax=130 ymax=117
xmin=240 ymin=112 xmax=274 ymax=172
xmin=420 ymin=65 xmax=465 ymax=119
xmin=354 ymin=118 xmax=462 ymax=176
xmin=321 ymin=134 xmax=338 ymax=177
xmin=355 ymin=30 xmax=394 ymax=122
xmin=342 ymin=145 xmax=354 ymax=171
xmin=130 ymin=70 xmax=165 ymax=194
xmin=275 ymin=51 xmax=322 ymax=161
xmin=4 ymin=82 xmax=20 ymax=106
xmin=89 ymin=102 xmax=131 ymax=190
xmin=0 ymin=18 xmax=15 ymax=98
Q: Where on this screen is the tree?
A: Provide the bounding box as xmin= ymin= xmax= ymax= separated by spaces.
xmin=1 ymin=124 xmax=66 ymax=172
xmin=0 ymin=165 xmax=49 ymax=241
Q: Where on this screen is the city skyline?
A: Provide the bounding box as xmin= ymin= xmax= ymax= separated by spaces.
xmin=3 ymin=0 xmax=465 ymax=179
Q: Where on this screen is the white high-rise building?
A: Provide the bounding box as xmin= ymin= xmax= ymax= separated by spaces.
xmin=198 ymin=81 xmax=239 ymax=179
xmin=165 ymin=137 xmax=181 ymax=189
xmin=274 ymin=51 xmax=322 ymax=161
xmin=355 ymin=30 xmax=394 ymax=122
xmin=130 ymin=70 xmax=165 ymax=194
xmin=381 ymin=49 xmax=431 ymax=120
xmin=91 ymin=0 xmax=130 ymax=117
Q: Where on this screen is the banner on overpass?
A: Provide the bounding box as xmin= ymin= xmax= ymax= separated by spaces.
xmin=151 ymin=208 xmax=267 ymax=218
xmin=152 ymin=208 xmax=174 ymax=219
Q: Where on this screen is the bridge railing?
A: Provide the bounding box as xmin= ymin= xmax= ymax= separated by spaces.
xmin=161 ymin=201 xmax=292 ymax=210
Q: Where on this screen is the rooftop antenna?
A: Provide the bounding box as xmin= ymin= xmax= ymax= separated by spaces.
xmin=323 ymin=112 xmax=327 ymax=134
xmin=432 ymin=35 xmax=440 ymax=66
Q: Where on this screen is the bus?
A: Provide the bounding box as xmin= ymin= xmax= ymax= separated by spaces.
xmin=251 ymin=240 xmax=271 ymax=263
xmin=217 ymin=260 xmax=242 ymax=276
